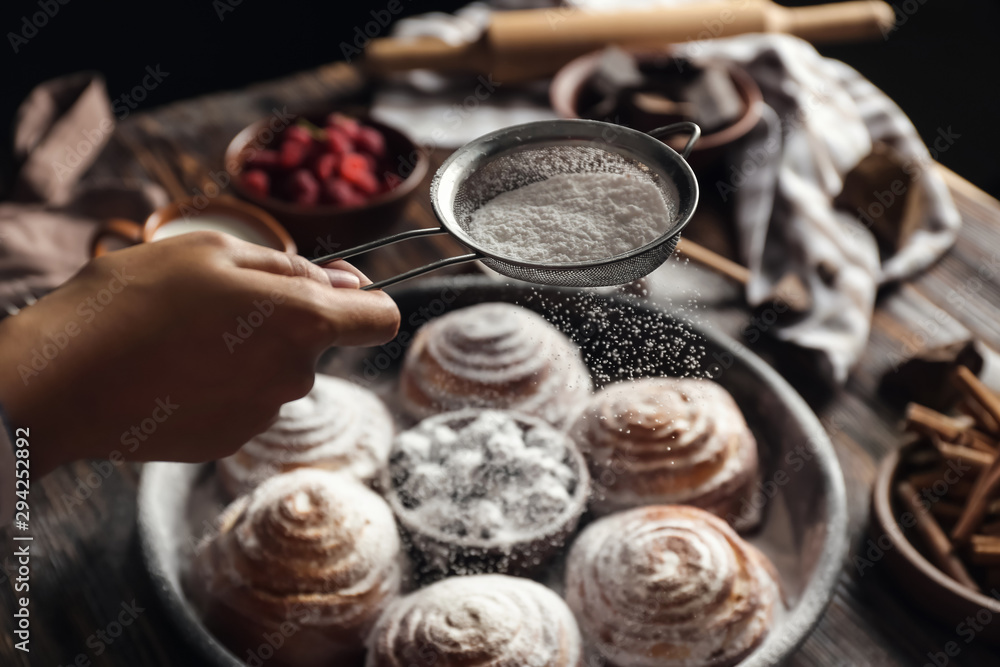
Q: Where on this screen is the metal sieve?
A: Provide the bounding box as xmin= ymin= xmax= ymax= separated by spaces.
xmin=313 ymin=119 xmax=700 ymax=290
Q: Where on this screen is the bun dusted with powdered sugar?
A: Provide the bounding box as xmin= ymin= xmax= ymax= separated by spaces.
xmin=385 ymin=409 xmax=589 ymax=578
xmin=398 ymin=303 xmax=592 ymax=428
xmin=366 ymin=574 xmax=583 ymax=667
xmin=569 ymin=377 xmax=758 ymax=527
xmin=216 ymin=374 xmax=394 ymax=497
xmin=565 ymin=505 xmax=778 ymax=667
xmin=189 ymin=469 xmax=401 ymax=667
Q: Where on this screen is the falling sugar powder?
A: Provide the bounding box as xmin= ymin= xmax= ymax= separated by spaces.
xmin=467 ymin=172 xmax=675 ymax=263
xmin=508 ymin=287 xmax=708 ymax=387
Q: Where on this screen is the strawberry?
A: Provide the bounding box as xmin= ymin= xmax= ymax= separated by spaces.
xmin=279 ymin=140 xmax=308 ymax=169
xmin=245 ymin=149 xmax=280 ymax=170
xmin=326 ymin=127 xmax=354 ymax=154
xmin=284 ymin=125 xmax=313 ymax=146
xmin=326 ymin=113 xmax=362 ymax=141
xmin=287 ymin=169 xmax=319 ymax=206
xmin=312 ymin=152 xmax=341 ymax=182
xmin=241 ymin=169 xmax=270 ymax=199
xmin=355 ymin=126 xmax=386 ymax=157
xmin=340 ymin=153 xmax=379 ymax=195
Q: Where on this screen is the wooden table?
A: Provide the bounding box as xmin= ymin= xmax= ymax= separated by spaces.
xmin=2 ymin=63 xmax=1000 ymax=666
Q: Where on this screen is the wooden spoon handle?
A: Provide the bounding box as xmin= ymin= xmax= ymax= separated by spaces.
xmin=676 ymin=238 xmax=750 ymax=285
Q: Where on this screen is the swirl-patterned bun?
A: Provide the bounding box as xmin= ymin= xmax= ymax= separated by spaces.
xmin=565 ymin=505 xmax=778 ymax=667
xmin=569 ymin=377 xmax=758 ymax=525
xmin=366 ymin=575 xmax=583 ymax=667
xmin=386 ymin=409 xmax=589 ymax=578
xmin=217 ymin=374 xmax=394 ymax=497
xmin=399 ymin=303 xmax=592 ymax=427
xmin=190 ymin=469 xmax=402 ymax=667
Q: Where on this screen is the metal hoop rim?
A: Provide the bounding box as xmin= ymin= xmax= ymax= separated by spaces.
xmin=429 ymin=118 xmax=700 ymax=273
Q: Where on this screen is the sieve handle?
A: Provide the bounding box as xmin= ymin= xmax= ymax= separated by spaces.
xmin=312 ymin=226 xmax=449 ymax=264
xmin=364 ymin=253 xmax=481 ymax=290
xmin=312 ymin=227 xmax=481 ymax=290
xmin=648 ymin=122 xmax=702 ymax=160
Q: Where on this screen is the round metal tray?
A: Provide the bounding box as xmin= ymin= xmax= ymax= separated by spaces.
xmin=138 ymin=277 xmax=848 ymax=666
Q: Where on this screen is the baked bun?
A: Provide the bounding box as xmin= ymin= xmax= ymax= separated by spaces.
xmin=569 ymin=377 xmax=758 ymax=526
xmin=189 ymin=469 xmax=402 ymax=667
xmin=217 ymin=374 xmax=394 ymax=497
xmin=565 ymin=505 xmax=778 ymax=667
xmin=385 ymin=409 xmax=589 ymax=578
xmin=366 ymin=574 xmax=583 ymax=667
xmin=399 ymin=303 xmax=591 ymax=427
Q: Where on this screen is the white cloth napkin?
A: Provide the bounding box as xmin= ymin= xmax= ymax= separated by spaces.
xmin=674 ymin=34 xmax=960 ymax=382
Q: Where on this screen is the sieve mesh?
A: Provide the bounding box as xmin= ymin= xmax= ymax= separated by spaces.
xmin=452 ymin=144 xmax=679 ymax=233
xmin=318 ymin=120 xmax=700 ymax=290
xmin=479 ymin=236 xmax=680 ymax=287
xmin=433 ymin=121 xmax=699 ymax=289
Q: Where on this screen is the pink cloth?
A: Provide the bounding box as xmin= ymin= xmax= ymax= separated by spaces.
xmin=0 ymin=72 xmax=167 ymax=312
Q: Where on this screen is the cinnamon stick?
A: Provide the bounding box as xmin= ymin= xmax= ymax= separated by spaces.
xmin=952 ymin=452 xmax=1000 ymax=544
xmin=960 ymin=428 xmax=998 ymax=454
xmin=897 ymin=480 xmax=980 ymax=591
xmin=906 ymin=403 xmax=975 ymax=442
xmin=932 ymin=438 xmax=995 ymax=470
xmin=968 ymin=535 xmax=1000 ymax=567
xmin=959 ymin=394 xmax=1000 ymax=436
xmin=954 ymin=366 xmax=1000 ymax=428
xmin=908 ymin=469 xmax=975 ymax=500
xmin=948 ymin=367 xmax=1000 ymax=545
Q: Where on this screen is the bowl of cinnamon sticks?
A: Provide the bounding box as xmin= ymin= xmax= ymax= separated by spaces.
xmin=871 ymin=365 xmax=1000 ymax=640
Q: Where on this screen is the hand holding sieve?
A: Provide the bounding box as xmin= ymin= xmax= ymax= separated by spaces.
xmin=313 ymin=119 xmax=700 ymax=290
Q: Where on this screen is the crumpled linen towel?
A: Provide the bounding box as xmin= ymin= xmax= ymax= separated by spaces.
xmin=0 ymin=72 xmax=167 ymax=312
xmin=674 ymin=34 xmax=961 ymax=382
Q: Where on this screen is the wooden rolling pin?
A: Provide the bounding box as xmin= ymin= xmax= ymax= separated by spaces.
xmin=365 ymin=0 xmax=895 ymax=81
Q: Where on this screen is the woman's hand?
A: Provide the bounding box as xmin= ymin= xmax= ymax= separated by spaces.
xmin=0 ymin=231 xmax=400 ymax=475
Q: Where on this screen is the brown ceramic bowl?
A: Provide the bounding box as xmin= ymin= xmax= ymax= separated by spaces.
xmin=871 ymin=443 xmax=1000 ymax=643
xmin=550 ymin=48 xmax=763 ymax=168
xmin=225 ymin=114 xmax=428 ymax=258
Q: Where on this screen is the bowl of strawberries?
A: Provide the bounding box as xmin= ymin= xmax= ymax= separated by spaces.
xmin=226 ymin=112 xmax=428 ymax=257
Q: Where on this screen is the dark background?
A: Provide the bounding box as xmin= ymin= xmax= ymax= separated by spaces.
xmin=1 ymin=0 xmax=998 ymax=196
